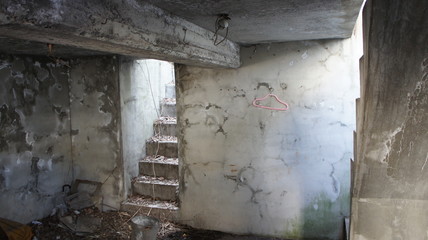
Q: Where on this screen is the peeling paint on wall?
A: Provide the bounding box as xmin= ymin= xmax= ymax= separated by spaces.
xmin=69 ymin=56 xmax=123 ymax=210
xmin=0 ymin=55 xmax=72 ymax=223
xmin=0 ymin=54 xmax=125 ymax=223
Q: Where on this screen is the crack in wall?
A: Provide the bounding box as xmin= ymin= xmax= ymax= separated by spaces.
xmin=224 ymin=166 xmax=263 ymax=204
xmin=329 ymin=163 xmax=339 ymax=194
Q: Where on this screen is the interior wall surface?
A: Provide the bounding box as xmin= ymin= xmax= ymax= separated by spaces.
xmin=351 ymin=0 xmax=428 ymax=239
xmin=0 ymin=55 xmax=72 ymax=223
xmin=0 ymin=53 xmax=175 ymax=222
xmin=69 ymin=56 xmax=124 ymax=210
xmin=120 ymin=58 xmax=174 ymax=198
xmin=176 ymin=37 xmax=360 ymax=239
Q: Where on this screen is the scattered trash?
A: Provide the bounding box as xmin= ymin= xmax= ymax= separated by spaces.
xmin=59 ymin=215 xmax=101 ymax=236
xmin=30 ymin=209 xmax=286 ymax=240
xmin=64 ymin=179 xmax=102 ymax=210
xmin=0 ymin=217 xmax=33 ymax=240
xmin=50 ymin=203 xmax=68 ymax=217
xmin=50 ymin=185 xmax=71 ymax=217
xmin=31 ymin=221 xmax=42 ymax=225
xmin=65 ymin=191 xmax=94 ymax=210
xmin=31 ymin=208 xmax=132 ymax=239
xmin=130 ymin=215 xmax=160 ymax=240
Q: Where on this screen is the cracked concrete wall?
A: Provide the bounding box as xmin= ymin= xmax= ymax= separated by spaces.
xmin=0 ymin=54 xmax=126 ymax=221
xmin=351 ymin=0 xmax=428 ymax=239
xmin=0 ymin=55 xmax=72 ymax=223
xmin=120 ymin=59 xmax=174 ymax=198
xmin=69 ymin=56 xmax=123 ymax=210
xmin=176 ymin=37 xmax=361 ymax=239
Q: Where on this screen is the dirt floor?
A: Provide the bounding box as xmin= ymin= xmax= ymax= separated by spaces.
xmin=30 ymin=208 xmax=285 ymax=240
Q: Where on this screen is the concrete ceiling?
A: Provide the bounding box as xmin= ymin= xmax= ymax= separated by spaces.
xmin=0 ymin=0 xmax=363 ymax=64
xmin=0 ymin=37 xmax=112 ymax=58
xmin=140 ymin=0 xmax=364 ymax=44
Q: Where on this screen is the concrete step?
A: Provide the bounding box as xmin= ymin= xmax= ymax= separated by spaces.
xmin=132 ymin=176 xmax=178 ymax=201
xmin=121 ymin=195 xmax=178 ymax=222
xmin=146 ymin=136 xmax=178 ymax=158
xmin=153 ymin=117 xmax=177 ymax=136
xmin=161 ymin=98 xmax=176 ymax=117
xmin=140 ymin=156 xmax=178 ymax=180
xmin=165 ymin=83 xmax=176 ymax=99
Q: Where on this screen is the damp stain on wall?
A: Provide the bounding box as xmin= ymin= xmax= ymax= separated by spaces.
xmin=0 ymin=54 xmax=124 ymax=223
xmin=0 ymin=54 xmax=72 ymax=223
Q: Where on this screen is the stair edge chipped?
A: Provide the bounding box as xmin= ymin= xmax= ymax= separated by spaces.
xmin=154 ymin=117 xmax=177 ymax=124
xmin=146 ymin=137 xmax=177 ymax=143
xmin=134 ymin=176 xmax=179 ymax=186
xmin=154 ymin=122 xmax=177 ymax=125
xmin=121 ymin=200 xmax=178 ymax=210
xmin=120 ymin=201 xmax=179 ymax=222
xmin=140 ymin=157 xmax=178 ymax=165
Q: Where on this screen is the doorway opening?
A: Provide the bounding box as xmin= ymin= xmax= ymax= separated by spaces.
xmin=120 ymin=59 xmax=179 ymax=222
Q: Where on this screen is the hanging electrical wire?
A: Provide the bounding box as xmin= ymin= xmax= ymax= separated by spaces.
xmin=213 ymin=14 xmax=231 ymax=46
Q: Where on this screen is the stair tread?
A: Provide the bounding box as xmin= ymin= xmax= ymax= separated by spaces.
xmin=141 ymin=156 xmax=178 ymax=165
xmin=154 ymin=117 xmax=177 ymax=124
xmin=147 ymin=135 xmax=177 ymax=142
xmin=162 ymin=98 xmax=176 ymax=104
xmin=134 ymin=176 xmax=178 ymax=186
xmin=123 ymin=195 xmax=178 ymax=210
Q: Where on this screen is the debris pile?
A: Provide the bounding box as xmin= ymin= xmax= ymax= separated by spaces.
xmin=26 ymin=179 xmax=132 ymax=239
xmin=30 ymin=210 xmax=286 ymax=240
xmin=31 ymin=208 xmax=132 ymax=239
xmin=5 ymin=178 xmax=286 ymax=239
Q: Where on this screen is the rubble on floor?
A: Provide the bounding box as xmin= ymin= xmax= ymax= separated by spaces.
xmin=31 ymin=208 xmax=131 ymax=239
xmin=29 ymin=207 xmax=285 ymax=240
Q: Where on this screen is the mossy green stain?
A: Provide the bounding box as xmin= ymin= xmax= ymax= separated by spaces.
xmin=283 ymin=217 xmax=303 ymax=239
xmin=282 ymin=190 xmax=350 ymax=240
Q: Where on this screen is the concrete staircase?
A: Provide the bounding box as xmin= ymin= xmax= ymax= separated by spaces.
xmin=121 ymin=83 xmax=179 ymax=221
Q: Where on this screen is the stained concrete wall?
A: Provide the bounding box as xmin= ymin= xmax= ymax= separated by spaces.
xmin=0 ymin=55 xmax=72 ymax=223
xmin=0 ymin=55 xmax=127 ymax=222
xmin=0 ymin=54 xmax=174 ymax=222
xmin=176 ymin=37 xmax=361 ymax=239
xmin=120 ymin=59 xmax=174 ymax=198
xmin=69 ymin=56 xmax=123 ymax=210
xmin=351 ymin=0 xmax=428 ymax=239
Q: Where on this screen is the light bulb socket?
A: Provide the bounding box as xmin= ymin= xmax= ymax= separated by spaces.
xmin=216 ymin=14 xmax=231 ymax=30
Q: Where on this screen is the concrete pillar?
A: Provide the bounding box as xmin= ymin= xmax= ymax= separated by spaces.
xmin=351 ymin=0 xmax=428 ymax=239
